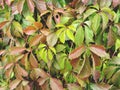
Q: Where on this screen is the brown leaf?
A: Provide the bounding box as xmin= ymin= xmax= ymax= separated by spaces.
xmin=27 ymin=0 xmax=35 ymax=12
xmin=34 ymin=22 xmax=43 ymax=29
xmin=82 ymin=0 xmax=89 ymax=4
xmin=112 ymin=0 xmax=120 ymax=7
xmin=53 ymin=12 xmax=61 ymax=24
xmin=23 ymin=26 xmax=36 ymax=35
xmin=29 ymin=34 xmax=46 ymax=47
xmin=0 ymin=0 xmax=4 ymax=8
xmin=40 ymin=28 xmax=50 ymax=36
xmin=46 ymin=14 xmax=53 ymax=29
xmin=92 ymin=53 xmax=101 ymax=66
xmin=67 ymin=84 xmax=82 ymax=90
xmin=9 ymin=47 xmax=26 ymax=55
xmin=29 ymin=53 xmax=38 ymax=68
xmin=0 ymin=21 xmax=9 ymax=29
xmin=107 ymin=29 xmax=115 ymax=47
xmin=17 ymin=0 xmax=25 ymax=14
xmin=9 ymin=79 xmax=21 ymax=90
xmin=0 ymin=50 xmax=5 ymax=55
xmin=79 ymin=57 xmax=91 ymax=80
xmin=5 ymin=0 xmax=13 ymax=6
xmin=89 ymin=45 xmax=109 ymax=58
xmin=15 ymin=64 xmax=28 ymax=77
xmin=4 ymin=63 xmax=13 ymax=70
xmin=11 ymin=3 xmax=19 ymax=15
xmin=69 ymin=45 xmax=86 ymax=60
xmin=93 ymin=70 xmax=100 ymax=83
xmin=5 ymin=66 xmax=13 ymax=78
xmin=34 ymin=0 xmax=47 ymax=13
xmin=23 ymin=85 xmax=31 ymax=90
xmin=30 ymin=68 xmax=48 ymax=80
xmin=50 ymin=78 xmax=64 ymax=90
xmin=37 ymin=78 xmax=48 ymax=86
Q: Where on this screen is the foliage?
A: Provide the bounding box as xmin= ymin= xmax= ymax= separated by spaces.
xmin=0 ymin=0 xmax=120 ymax=90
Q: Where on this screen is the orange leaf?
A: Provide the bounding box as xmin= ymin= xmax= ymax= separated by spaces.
xmin=29 ymin=53 xmax=38 ymax=68
xmin=24 ymin=26 xmax=36 ymax=35
xmin=34 ymin=22 xmax=43 ymax=29
xmin=50 ymin=78 xmax=64 ymax=90
xmin=89 ymin=45 xmax=108 ymax=58
xmin=69 ymin=45 xmax=86 ymax=59
xmin=0 ymin=21 xmax=9 ymax=29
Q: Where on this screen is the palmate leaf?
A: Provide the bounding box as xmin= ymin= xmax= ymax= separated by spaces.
xmin=92 ymin=13 xmax=101 ymax=33
xmin=66 ymin=29 xmax=75 ymax=42
xmin=85 ymin=26 xmax=94 ymax=44
xmin=75 ymin=26 xmax=84 ymax=46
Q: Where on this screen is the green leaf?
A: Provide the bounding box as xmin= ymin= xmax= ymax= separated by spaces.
xmin=47 ymin=49 xmax=53 ymax=60
xmin=38 ymin=44 xmax=46 ymax=49
xmin=56 ymin=44 xmax=66 ymax=53
xmin=49 ymin=47 xmax=56 ymax=54
xmin=68 ymin=25 xmax=76 ymax=31
xmin=60 ymin=16 xmax=70 ymax=24
xmin=84 ymin=9 xmax=97 ymax=20
xmin=65 ymin=59 xmax=72 ymax=71
xmin=100 ymin=12 xmax=109 ymax=31
xmin=12 ymin=21 xmax=23 ymax=34
xmin=85 ymin=26 xmax=94 ymax=44
xmin=59 ymin=31 xmax=66 ymax=43
xmin=115 ymin=39 xmax=120 ymax=50
xmin=75 ymin=26 xmax=84 ymax=46
xmin=56 ymin=28 xmax=64 ymax=36
xmin=66 ymin=30 xmax=74 ymax=42
xmin=92 ymin=14 xmax=101 ymax=33
xmin=39 ymin=48 xmax=48 ymax=63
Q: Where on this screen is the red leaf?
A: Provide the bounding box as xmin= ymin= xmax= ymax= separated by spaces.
xmin=17 ymin=0 xmax=25 ymax=14
xmin=50 ymin=78 xmax=64 ymax=90
xmin=0 ymin=21 xmax=9 ymax=29
xmin=0 ymin=50 xmax=5 ymax=55
xmin=69 ymin=45 xmax=86 ymax=59
xmin=29 ymin=53 xmax=38 ymax=68
xmin=9 ymin=47 xmax=26 ymax=55
xmin=9 ymin=79 xmax=21 ymax=90
xmin=29 ymin=34 xmax=46 ymax=47
xmin=89 ymin=45 xmax=109 ymax=58
xmin=27 ymin=0 xmax=35 ymax=12
xmin=24 ymin=26 xmax=36 ymax=35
